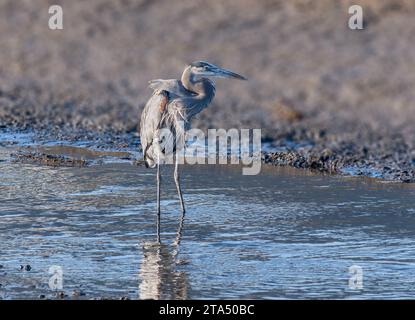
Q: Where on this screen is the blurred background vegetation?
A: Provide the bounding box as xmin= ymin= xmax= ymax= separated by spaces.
xmin=0 ymin=0 xmax=414 ymax=149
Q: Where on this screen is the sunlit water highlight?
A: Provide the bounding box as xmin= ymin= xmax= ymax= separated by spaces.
xmin=0 ymin=134 xmax=414 ymax=299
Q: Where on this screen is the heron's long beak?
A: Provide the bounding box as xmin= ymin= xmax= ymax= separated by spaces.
xmin=209 ymin=66 xmax=247 ymax=80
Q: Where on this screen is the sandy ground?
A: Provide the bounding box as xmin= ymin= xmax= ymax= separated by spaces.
xmin=0 ymin=0 xmax=414 ymax=181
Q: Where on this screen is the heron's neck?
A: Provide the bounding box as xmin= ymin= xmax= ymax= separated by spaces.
xmin=180 ymin=66 xmax=216 ymax=119
xmin=181 ymin=66 xmax=215 ymax=100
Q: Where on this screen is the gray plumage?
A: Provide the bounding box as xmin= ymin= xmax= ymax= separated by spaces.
xmin=139 ymin=61 xmax=247 ymax=243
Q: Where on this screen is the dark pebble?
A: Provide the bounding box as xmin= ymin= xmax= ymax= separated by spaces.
xmin=72 ymin=290 xmax=86 ymax=297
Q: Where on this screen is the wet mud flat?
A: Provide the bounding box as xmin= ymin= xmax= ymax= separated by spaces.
xmin=0 ymin=1 xmax=415 ymax=182
xmin=2 ymin=127 xmax=414 ymax=183
xmin=1 ymin=131 xmax=415 ymax=299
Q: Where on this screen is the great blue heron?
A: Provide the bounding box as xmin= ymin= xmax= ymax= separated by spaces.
xmin=139 ymin=61 xmax=247 ymax=242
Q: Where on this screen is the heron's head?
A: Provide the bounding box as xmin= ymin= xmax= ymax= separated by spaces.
xmin=189 ymin=61 xmax=247 ymax=80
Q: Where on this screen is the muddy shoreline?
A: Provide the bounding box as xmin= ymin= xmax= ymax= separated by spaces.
xmin=1 ymin=126 xmax=414 ymax=183
xmin=0 ymin=1 xmax=414 ymax=182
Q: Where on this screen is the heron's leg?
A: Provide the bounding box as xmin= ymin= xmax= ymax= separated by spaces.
xmin=174 ymin=157 xmax=186 ymax=214
xmin=172 ymin=212 xmax=185 ymax=261
xmin=156 ymin=157 xmax=161 ymax=244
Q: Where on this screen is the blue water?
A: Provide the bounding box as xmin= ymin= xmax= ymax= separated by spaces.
xmin=0 ymin=141 xmax=414 ymax=299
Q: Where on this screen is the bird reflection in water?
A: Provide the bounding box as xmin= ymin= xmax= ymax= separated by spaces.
xmin=138 ymin=214 xmax=188 ymax=299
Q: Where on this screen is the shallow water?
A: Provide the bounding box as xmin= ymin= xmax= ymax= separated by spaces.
xmin=0 ymin=139 xmax=415 ymax=299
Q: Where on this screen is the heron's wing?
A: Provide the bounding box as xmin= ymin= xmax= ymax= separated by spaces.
xmin=140 ymin=91 xmax=178 ymax=167
xmin=140 ymin=92 xmax=169 ymax=166
xmin=148 ymin=79 xmax=191 ymax=98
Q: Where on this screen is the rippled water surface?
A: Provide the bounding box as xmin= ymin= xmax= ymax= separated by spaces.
xmin=0 ymin=141 xmax=415 ymax=299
